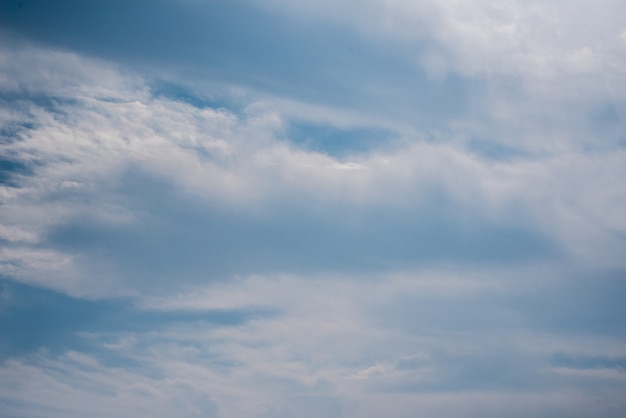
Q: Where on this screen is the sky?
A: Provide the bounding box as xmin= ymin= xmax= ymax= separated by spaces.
xmin=0 ymin=0 xmax=626 ymax=416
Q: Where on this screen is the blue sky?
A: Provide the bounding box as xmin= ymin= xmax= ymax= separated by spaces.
xmin=1 ymin=0 xmax=626 ymax=417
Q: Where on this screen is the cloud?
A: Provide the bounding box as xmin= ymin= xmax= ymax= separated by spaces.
xmin=1 ymin=2 xmax=626 ymax=417
xmin=257 ymin=0 xmax=626 ymax=80
xmin=0 ymin=40 xmax=625 ymax=300
xmin=3 ymin=0 xmax=625 ymax=156
xmin=2 ymin=270 xmax=626 ymax=417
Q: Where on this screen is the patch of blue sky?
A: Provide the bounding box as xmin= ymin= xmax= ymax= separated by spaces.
xmin=465 ymin=138 xmax=529 ymax=161
xmin=587 ymin=100 xmax=626 ymax=149
xmin=0 ymin=93 xmax=80 ymax=126
xmin=0 ymin=0 xmax=475 ymax=126
xmin=0 ymin=95 xmax=74 ymax=188
xmin=0 ymin=136 xmax=37 ymax=188
xmin=149 ymin=81 xmax=241 ymax=114
xmin=0 ymin=279 xmax=277 ymax=361
xmin=284 ymin=121 xmax=396 ymax=158
xmin=375 ymin=270 xmax=626 ymax=341
xmin=551 ymin=352 xmax=626 ymax=371
xmin=0 ymin=157 xmax=32 ymax=186
xmin=0 ymin=120 xmax=36 ymax=141
xmin=512 ymin=271 xmax=626 ymax=339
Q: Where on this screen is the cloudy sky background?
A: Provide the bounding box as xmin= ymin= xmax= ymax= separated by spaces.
xmin=1 ymin=0 xmax=626 ymax=416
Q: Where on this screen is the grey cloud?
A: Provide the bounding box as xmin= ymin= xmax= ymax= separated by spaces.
xmin=40 ymin=166 xmax=557 ymax=292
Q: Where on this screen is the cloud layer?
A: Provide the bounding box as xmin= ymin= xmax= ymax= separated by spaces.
xmin=1 ymin=1 xmax=626 ymax=416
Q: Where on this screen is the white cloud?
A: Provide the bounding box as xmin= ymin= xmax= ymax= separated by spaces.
xmin=251 ymin=0 xmax=626 ymax=156
xmin=0 ymin=224 xmax=39 ymax=243
xmin=2 ymin=4 xmax=626 ymax=417
xmin=0 ymin=40 xmax=625 ymax=298
xmin=2 ymin=266 xmax=626 ymax=417
xmin=257 ymin=0 xmax=626 ymax=82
